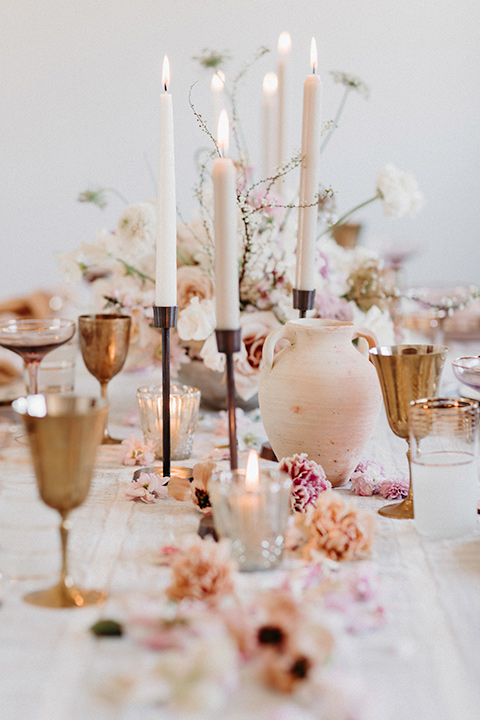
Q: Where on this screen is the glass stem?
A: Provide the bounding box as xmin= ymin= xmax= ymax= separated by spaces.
xmin=59 ymin=512 xmax=72 ymax=598
xmin=26 ymin=360 xmax=40 ymax=394
xmin=100 ymin=381 xmax=110 ymax=439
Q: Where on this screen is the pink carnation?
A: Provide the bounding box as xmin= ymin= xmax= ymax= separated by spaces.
xmin=280 ymin=453 xmax=331 ymax=512
xmin=119 ymin=434 xmax=155 ymax=466
xmin=125 ymin=472 xmax=167 ymax=503
xmin=378 ymin=476 xmax=409 ymax=500
xmin=350 ymin=460 xmax=387 ymax=496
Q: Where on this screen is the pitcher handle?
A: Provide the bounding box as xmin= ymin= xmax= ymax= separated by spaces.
xmin=352 ymin=326 xmax=378 ymax=358
xmin=262 ymin=324 xmax=295 ymax=371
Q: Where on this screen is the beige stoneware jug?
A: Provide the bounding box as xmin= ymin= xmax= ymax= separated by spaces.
xmin=258 ymin=318 xmax=382 ymax=487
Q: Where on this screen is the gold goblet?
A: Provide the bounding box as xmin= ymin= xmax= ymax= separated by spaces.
xmin=12 ymin=394 xmax=108 ymax=607
xmin=78 ymin=314 xmax=131 ymax=444
xmin=369 ymin=344 xmax=447 ymax=519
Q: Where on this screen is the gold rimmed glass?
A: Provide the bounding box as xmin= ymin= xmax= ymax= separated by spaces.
xmin=78 ymin=314 xmax=131 ymax=444
xmin=12 ymin=394 xmax=108 ymax=608
xmin=369 ymin=344 xmax=447 ymax=519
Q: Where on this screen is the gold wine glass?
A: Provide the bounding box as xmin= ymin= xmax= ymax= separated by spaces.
xmin=12 ymin=394 xmax=108 ymax=607
xmin=369 ymin=344 xmax=447 ymax=519
xmin=78 ymin=314 xmax=131 ymax=444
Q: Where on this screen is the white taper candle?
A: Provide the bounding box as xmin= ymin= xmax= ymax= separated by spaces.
xmin=295 ymin=38 xmax=322 ymax=292
xmin=213 ymin=110 xmax=240 ymax=330
xmin=155 ymin=55 xmax=177 ymax=307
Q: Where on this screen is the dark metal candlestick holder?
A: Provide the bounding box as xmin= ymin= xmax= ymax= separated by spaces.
xmin=293 ymin=288 xmax=316 ymax=319
xmin=215 ymin=328 xmax=241 ymax=470
xmin=153 ymin=305 xmax=178 ymax=478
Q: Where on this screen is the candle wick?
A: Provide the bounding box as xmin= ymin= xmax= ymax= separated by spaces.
xmin=164 ymin=83 xmax=168 ymax=92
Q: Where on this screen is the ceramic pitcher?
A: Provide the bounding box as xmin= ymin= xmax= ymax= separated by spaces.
xmin=258 ymin=318 xmax=382 ymax=487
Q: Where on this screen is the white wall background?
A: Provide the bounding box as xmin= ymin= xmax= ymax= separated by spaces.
xmin=1 ymin=0 xmax=479 ymax=302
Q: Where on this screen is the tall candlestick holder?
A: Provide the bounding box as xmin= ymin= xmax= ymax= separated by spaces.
xmin=152 ymin=305 xmax=192 ymax=481
xmin=215 ymin=328 xmax=241 ymax=470
xmin=293 ymin=288 xmax=316 ymax=319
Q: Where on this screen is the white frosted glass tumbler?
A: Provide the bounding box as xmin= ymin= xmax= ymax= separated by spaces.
xmin=409 ymin=398 xmax=479 ymax=539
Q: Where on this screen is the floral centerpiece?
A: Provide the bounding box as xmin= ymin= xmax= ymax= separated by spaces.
xmin=58 ymin=49 xmax=423 ymax=402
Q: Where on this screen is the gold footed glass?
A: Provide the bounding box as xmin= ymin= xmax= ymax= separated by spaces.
xmin=369 ymin=344 xmax=447 ymax=519
xmin=12 ymin=394 xmax=108 ymax=607
xmin=78 ymin=314 xmax=131 ymax=444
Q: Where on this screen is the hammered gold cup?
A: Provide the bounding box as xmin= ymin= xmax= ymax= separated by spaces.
xmin=12 ymin=395 xmax=108 ymax=608
xmin=78 ymin=314 xmax=131 ymax=444
xmin=369 ymin=345 xmax=447 ymax=519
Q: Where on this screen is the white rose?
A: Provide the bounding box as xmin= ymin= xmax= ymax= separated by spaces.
xmin=376 ymin=164 xmax=424 ymax=218
xmin=117 ymin=203 xmax=157 ymax=245
xmin=200 ymin=333 xmax=225 ymax=373
xmin=177 ymin=297 xmax=216 ymax=342
xmin=350 ymin=304 xmax=395 ymax=346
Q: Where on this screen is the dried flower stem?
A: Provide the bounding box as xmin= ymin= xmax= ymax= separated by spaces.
xmin=319 ymin=194 xmax=379 ymax=239
xmin=320 ymin=87 xmax=350 ymax=155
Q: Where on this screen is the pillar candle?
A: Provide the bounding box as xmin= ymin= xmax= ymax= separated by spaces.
xmin=213 ymin=110 xmax=240 ymax=330
xmin=277 ymin=31 xmax=291 ymax=170
xmin=263 ymin=72 xmax=278 ymax=178
xmin=155 ymin=55 xmax=177 ymax=307
xmin=295 ymin=38 xmax=322 ymax=292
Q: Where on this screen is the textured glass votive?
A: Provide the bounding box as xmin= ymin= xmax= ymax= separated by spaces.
xmin=209 ymin=468 xmax=292 ymax=572
xmin=137 ymin=383 xmax=200 ymax=460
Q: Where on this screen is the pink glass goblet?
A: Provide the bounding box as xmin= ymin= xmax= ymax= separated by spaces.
xmin=0 ymin=318 xmax=76 ymax=395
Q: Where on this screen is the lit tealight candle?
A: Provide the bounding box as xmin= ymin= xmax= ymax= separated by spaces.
xmin=245 ymin=449 xmax=260 ymax=491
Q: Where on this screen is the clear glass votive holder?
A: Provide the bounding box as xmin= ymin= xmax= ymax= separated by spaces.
xmin=208 ymin=468 xmax=292 ymax=572
xmin=137 ymin=383 xmax=200 ymax=460
xmin=409 ymin=397 xmax=479 ymax=539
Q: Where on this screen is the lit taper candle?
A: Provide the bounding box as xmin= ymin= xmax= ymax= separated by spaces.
xmin=277 ymin=31 xmax=291 ymax=170
xmin=213 ymin=110 xmax=240 ymax=329
xmin=155 ymin=55 xmax=177 ymax=307
xmin=295 ymin=38 xmax=322 ymax=292
xmin=263 ymin=71 xmax=278 ymax=177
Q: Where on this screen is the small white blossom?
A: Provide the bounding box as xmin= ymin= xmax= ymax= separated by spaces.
xmin=330 ymin=70 xmax=370 ymax=99
xmin=350 ymin=304 xmax=395 ymax=346
xmin=376 ymin=164 xmax=424 ymax=218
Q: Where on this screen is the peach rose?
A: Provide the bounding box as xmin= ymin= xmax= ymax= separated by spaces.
xmin=177 ymin=265 xmax=214 ymax=312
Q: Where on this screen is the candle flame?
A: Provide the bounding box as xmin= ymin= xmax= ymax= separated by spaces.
xmin=245 ymin=450 xmax=260 ymax=491
xmin=211 ymin=69 xmax=225 ymax=92
xmin=263 ymin=72 xmax=278 ymax=95
xmin=278 ymin=31 xmax=292 ymax=55
xmin=162 ymin=55 xmax=170 ymax=91
xmin=217 ymin=109 xmax=229 ymax=155
xmin=310 ymin=37 xmax=318 ymax=73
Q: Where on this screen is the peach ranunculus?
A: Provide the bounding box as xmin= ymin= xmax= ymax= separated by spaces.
xmin=177 ymin=265 xmax=214 ymax=313
xmin=234 ymin=310 xmax=282 ymax=401
xmin=166 ymin=539 xmax=235 ymax=604
xmin=302 ymin=491 xmax=375 ymax=562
